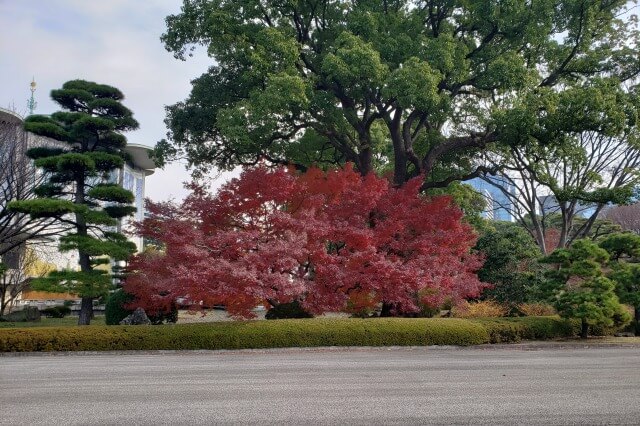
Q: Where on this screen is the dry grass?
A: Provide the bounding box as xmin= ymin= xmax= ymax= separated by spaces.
xmin=453 ymin=300 xmax=509 ymax=318
xmin=517 ymin=303 xmax=557 ymax=317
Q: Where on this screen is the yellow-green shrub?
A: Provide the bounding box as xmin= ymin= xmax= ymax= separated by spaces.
xmin=471 ymin=317 xmax=575 ymax=343
xmin=517 ymin=303 xmax=556 ymax=317
xmin=453 ymin=300 xmax=509 ymax=318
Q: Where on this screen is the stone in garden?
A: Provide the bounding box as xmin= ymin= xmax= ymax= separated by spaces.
xmin=119 ymin=307 xmax=151 ymax=325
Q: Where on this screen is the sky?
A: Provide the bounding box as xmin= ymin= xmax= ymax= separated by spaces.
xmin=0 ymin=0 xmax=237 ymax=202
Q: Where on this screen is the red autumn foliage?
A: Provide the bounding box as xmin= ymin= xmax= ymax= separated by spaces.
xmin=125 ymin=165 xmax=486 ymax=318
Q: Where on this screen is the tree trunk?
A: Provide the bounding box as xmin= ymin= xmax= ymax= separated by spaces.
xmin=635 ymin=306 xmax=640 ymax=337
xmin=580 ymin=318 xmax=589 ymax=339
xmin=380 ymin=302 xmax=394 ymax=317
xmin=530 ymin=216 xmax=547 ymax=254
xmin=0 ymin=291 xmax=6 ymax=317
xmin=389 ymin=118 xmax=407 ymax=186
xmin=78 ymin=297 xmax=93 ymax=325
xmin=391 ymin=130 xmax=407 ymax=186
xmin=0 ymin=274 xmax=7 ymax=317
xmin=75 ymin=176 xmax=94 ymax=326
xmin=358 ymin=145 xmax=373 ymax=177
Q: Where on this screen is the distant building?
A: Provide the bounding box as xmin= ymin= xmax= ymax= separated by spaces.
xmin=467 ymin=176 xmax=516 ymax=222
xmin=539 ymin=195 xmax=597 ymax=219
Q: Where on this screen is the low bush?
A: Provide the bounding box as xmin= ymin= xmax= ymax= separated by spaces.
xmin=0 ymin=316 xmax=583 ymax=352
xmin=265 ymin=301 xmax=313 ymax=320
xmin=148 ymin=302 xmax=178 ymax=325
xmin=105 ymin=289 xmax=134 ymax=325
xmin=41 ymin=306 xmax=71 ymax=318
xmin=471 ymin=317 xmax=576 ymax=343
xmin=105 ymin=290 xmax=178 ymax=325
xmin=453 ymin=300 xmax=509 ymax=318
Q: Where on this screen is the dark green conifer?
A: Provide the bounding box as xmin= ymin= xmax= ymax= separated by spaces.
xmin=541 ymin=239 xmax=630 ymax=338
xmin=10 ymin=80 xmax=138 ymax=325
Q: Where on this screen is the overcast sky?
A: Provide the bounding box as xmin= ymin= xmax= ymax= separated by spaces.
xmin=0 ymin=0 xmax=236 ymax=202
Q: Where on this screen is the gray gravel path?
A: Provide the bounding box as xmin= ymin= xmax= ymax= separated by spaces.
xmin=1 ymin=346 xmax=639 ymax=425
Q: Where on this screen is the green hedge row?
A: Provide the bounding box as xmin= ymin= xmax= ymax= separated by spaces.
xmin=471 ymin=317 xmax=578 ymax=343
xmin=0 ymin=317 xmax=578 ymax=352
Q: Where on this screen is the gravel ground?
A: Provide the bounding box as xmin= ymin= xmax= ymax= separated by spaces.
xmin=3 ymin=347 xmax=640 ymax=425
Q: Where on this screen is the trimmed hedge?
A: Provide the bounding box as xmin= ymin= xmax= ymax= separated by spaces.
xmin=470 ymin=317 xmax=578 ymax=343
xmin=0 ymin=317 xmax=578 ymax=353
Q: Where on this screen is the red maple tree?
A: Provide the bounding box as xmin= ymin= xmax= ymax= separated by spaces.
xmin=125 ymin=165 xmax=486 ymax=318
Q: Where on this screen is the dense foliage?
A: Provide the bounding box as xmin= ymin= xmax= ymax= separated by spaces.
xmin=157 ymin=0 xmax=640 ymax=191
xmin=8 ymin=80 xmax=138 ymax=325
xmin=126 ymin=165 xmax=486 ymax=318
xmin=474 ymin=222 xmax=541 ymax=305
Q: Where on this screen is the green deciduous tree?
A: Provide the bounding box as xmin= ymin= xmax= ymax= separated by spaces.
xmin=9 ymin=80 xmax=138 ymax=325
xmin=475 ymin=222 xmax=541 ymax=306
xmin=541 ymin=239 xmax=630 ymax=338
xmin=156 ymin=0 xmax=640 ymax=189
xmin=481 ymin=126 xmax=640 ymax=253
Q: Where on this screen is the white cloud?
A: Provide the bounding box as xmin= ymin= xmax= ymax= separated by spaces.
xmin=0 ymin=0 xmax=229 ymax=202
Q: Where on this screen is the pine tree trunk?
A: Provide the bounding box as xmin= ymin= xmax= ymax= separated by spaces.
xmin=78 ymin=297 xmax=93 ymax=325
xmin=635 ymin=306 xmax=640 ymax=337
xmin=75 ymin=176 xmax=94 ymax=326
xmin=580 ymin=318 xmax=589 ymax=339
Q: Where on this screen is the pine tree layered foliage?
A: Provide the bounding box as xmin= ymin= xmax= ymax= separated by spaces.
xmin=541 ymin=239 xmax=630 ymax=338
xmin=9 ymin=80 xmax=138 ymax=325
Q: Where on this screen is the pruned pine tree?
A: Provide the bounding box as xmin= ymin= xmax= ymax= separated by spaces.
xmin=541 ymin=239 xmax=630 ymax=338
xmin=9 ymin=80 xmax=138 ymax=325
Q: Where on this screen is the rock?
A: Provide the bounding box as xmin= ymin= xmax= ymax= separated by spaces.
xmin=614 ymin=332 xmax=636 ymax=337
xmin=119 ymin=307 xmax=151 ymax=325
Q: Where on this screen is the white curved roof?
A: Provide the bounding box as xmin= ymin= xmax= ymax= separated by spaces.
xmin=1 ymin=108 xmax=156 ymax=175
xmin=124 ymin=143 xmax=156 ymax=176
xmin=0 ymin=108 xmax=24 ymax=124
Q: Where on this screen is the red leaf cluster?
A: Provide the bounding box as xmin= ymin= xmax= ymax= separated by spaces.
xmin=125 ymin=165 xmax=486 ymax=318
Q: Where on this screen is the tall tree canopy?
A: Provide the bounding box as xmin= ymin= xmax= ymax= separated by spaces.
xmin=126 ymin=165 xmax=485 ymax=318
xmin=156 ymin=0 xmax=640 ymax=187
xmin=9 ymin=80 xmax=138 ymax=325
